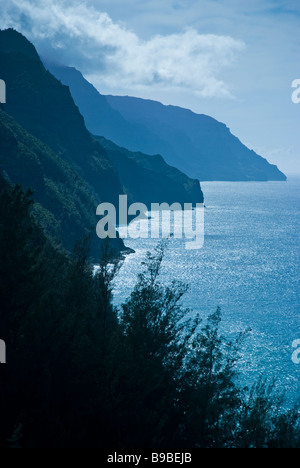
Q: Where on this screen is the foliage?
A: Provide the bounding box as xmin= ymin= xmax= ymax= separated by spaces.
xmin=0 ymin=183 xmax=299 ymax=448
xmin=0 ymin=108 xmax=124 ymax=258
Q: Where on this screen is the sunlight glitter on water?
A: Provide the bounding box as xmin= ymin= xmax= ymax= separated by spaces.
xmin=112 ymin=179 xmax=300 ymax=406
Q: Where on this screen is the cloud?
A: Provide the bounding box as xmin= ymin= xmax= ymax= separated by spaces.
xmin=1 ymin=0 xmax=245 ymax=98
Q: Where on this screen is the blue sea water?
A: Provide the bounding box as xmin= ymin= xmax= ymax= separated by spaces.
xmin=112 ymin=177 xmax=300 ymax=407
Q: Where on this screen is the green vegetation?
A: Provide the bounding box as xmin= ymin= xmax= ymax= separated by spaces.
xmin=95 ymin=135 xmax=203 ymax=207
xmin=0 ymin=28 xmax=203 ymax=259
xmin=0 ymin=108 xmax=125 ymax=257
xmin=0 ymin=180 xmax=299 ymax=448
xmin=0 ymin=27 xmax=127 ymax=257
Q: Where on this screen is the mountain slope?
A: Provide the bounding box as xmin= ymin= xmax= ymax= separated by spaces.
xmin=106 ymin=96 xmax=286 ymax=182
xmin=0 ymin=29 xmax=203 ymax=257
xmin=0 ymin=108 xmax=125 ymax=256
xmin=94 ymin=136 xmax=203 ymax=206
xmin=45 ymin=63 xmax=204 ymax=205
xmin=46 ymin=64 xmax=203 ymax=205
xmin=46 ymin=62 xmax=285 ymax=182
xmin=47 ymin=65 xmax=203 ymax=206
xmin=0 ymin=28 xmax=127 ymax=256
xmin=0 ymin=29 xmax=202 ymax=206
xmin=45 ymin=64 xmax=170 ymax=156
xmin=0 ymin=29 xmax=122 ymax=209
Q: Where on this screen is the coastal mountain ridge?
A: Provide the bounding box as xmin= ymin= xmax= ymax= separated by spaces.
xmin=46 ymin=63 xmax=286 ymax=182
xmin=0 ymin=28 xmax=203 ymax=257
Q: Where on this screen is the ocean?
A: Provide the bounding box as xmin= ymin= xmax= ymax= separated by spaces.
xmin=112 ymin=177 xmax=300 ymax=407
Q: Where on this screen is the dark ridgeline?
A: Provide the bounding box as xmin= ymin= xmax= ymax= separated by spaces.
xmin=47 ymin=63 xmax=286 ymax=182
xmin=0 ymin=29 xmax=298 ymax=448
xmin=0 ymin=28 xmax=203 ymax=259
xmin=0 ymin=28 xmax=124 ymax=258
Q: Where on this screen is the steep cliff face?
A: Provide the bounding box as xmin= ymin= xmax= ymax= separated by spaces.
xmin=106 ymin=95 xmax=286 ymax=182
xmin=95 ymin=136 xmax=203 ymax=207
xmin=45 ymin=64 xmax=169 ymax=156
xmin=1 ymin=30 xmax=203 ymax=206
xmin=0 ymin=29 xmax=126 ymax=256
xmin=0 ymin=29 xmax=122 ymax=209
xmin=0 ymin=109 xmax=125 ymax=256
xmin=0 ymin=29 xmax=204 ymax=258
xmin=46 ymin=62 xmax=203 ymax=204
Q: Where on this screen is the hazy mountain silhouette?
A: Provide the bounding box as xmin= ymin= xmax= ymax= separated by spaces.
xmin=46 ymin=64 xmax=171 ymax=156
xmin=107 ymin=95 xmax=287 ymax=181
xmin=47 ymin=63 xmax=286 ymax=182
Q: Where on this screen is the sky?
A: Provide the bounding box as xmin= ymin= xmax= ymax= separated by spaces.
xmin=1 ymin=0 xmax=299 ymax=174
